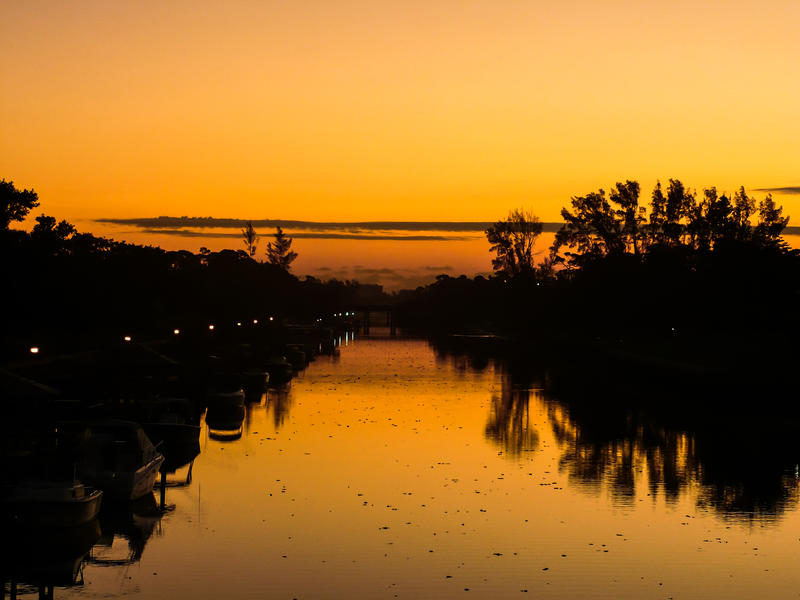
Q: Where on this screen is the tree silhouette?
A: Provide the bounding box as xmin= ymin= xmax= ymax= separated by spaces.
xmin=28 ymin=214 xmax=77 ymax=257
xmin=1 ymin=179 xmax=39 ymax=230
xmin=485 ymin=209 xmax=543 ymax=277
xmin=687 ymin=187 xmax=735 ymax=251
xmin=610 ymin=180 xmax=647 ymax=255
xmin=31 ymin=214 xmax=76 ymax=241
xmin=731 ymin=187 xmax=756 ymax=240
xmin=754 ymin=193 xmax=790 ymax=245
xmin=241 ymin=221 xmax=259 ymax=257
xmin=552 ymin=188 xmax=624 ymax=265
xmin=553 ymin=179 xmax=791 ymax=266
xmin=663 ymin=179 xmax=696 ymax=246
xmin=266 ymin=226 xmax=297 ymax=271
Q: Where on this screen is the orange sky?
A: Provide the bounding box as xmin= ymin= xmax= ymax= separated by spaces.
xmin=2 ymin=0 xmax=799 ymax=225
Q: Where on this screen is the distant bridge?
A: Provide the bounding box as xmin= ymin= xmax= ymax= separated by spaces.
xmin=352 ymin=305 xmax=398 ymax=335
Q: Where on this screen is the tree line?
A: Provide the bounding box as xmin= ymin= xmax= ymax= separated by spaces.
xmin=554 ymin=180 xmax=788 ymax=267
xmin=485 ymin=179 xmax=790 ymax=279
xmin=400 ymin=179 xmax=799 ymax=360
xmin=0 ymin=179 xmax=386 ymax=359
xmin=3 ymin=175 xmax=798 ymax=361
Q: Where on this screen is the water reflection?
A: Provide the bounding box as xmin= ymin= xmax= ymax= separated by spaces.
xmin=0 ymin=519 xmax=100 ymax=598
xmin=432 ymin=336 xmax=496 ymax=375
xmin=484 ymin=381 xmax=539 ymax=456
xmin=5 ymin=333 xmax=800 ymax=599
xmin=429 ymin=338 xmax=800 ymax=524
xmin=89 ymin=493 xmax=163 ymax=567
xmin=264 ymin=386 xmax=293 ymax=429
xmin=692 ymin=429 xmax=800 ymax=522
xmin=547 ymin=401 xmax=699 ymax=507
xmin=546 ymin=388 xmax=800 ymax=522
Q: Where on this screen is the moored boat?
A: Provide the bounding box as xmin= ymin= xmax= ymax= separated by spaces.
xmin=206 ymin=371 xmax=246 ymax=408
xmin=79 ymin=421 xmax=164 ymax=501
xmin=141 ymin=397 xmax=201 ymax=447
xmin=1 ymin=480 xmax=103 ymax=529
xmin=205 ymin=401 xmax=246 ymax=433
xmin=239 ymin=368 xmax=269 ymax=399
xmin=284 ymin=345 xmax=307 ymax=372
xmin=265 ymin=355 xmax=293 ymax=384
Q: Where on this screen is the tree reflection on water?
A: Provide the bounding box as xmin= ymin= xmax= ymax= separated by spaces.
xmin=265 ymin=386 xmax=293 ymax=429
xmin=484 ymin=381 xmax=539 ymax=456
xmin=434 ymin=339 xmax=800 ymax=524
xmin=547 ymin=401 xmax=700 ymax=508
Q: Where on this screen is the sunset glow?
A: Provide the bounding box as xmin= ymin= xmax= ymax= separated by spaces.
xmin=2 ymin=1 xmax=798 ymax=229
xmin=2 ymin=5 xmax=799 ymax=596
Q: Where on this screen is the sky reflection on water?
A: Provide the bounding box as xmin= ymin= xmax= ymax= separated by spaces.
xmin=13 ymin=333 xmax=800 ymax=599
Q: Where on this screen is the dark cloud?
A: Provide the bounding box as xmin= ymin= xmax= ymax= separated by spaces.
xmin=753 ymin=186 xmax=800 ymax=195
xmin=97 ymin=216 xmax=563 ymax=233
xmin=353 ymin=267 xmax=402 ymax=275
xmin=134 ymin=228 xmax=473 ymax=241
xmin=137 ymin=228 xmax=239 ymax=238
xmin=422 ymin=265 xmax=454 ymax=271
xmin=289 ymin=233 xmax=472 ymax=241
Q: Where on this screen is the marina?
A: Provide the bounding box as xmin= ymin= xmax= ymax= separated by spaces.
xmin=3 ymin=330 xmax=799 ymax=598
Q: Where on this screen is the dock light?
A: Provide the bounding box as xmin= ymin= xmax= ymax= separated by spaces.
xmin=345 ymin=312 xmax=349 ymax=316
xmin=123 ymin=336 xmax=132 ymax=342
xmin=253 ymin=319 xmax=258 ymax=325
xmin=208 ymin=325 xmax=215 ymax=331
xmin=237 ymin=322 xmax=242 ymax=326
xmin=269 ymin=316 xmax=274 ymax=322
xmin=30 ymin=347 xmax=39 ymax=354
xmin=173 ymin=329 xmax=180 ymax=335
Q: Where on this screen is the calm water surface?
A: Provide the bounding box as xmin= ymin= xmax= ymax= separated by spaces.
xmin=35 ymin=334 xmax=800 ymax=598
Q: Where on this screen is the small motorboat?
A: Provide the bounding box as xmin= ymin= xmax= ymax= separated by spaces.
xmin=284 ymin=345 xmax=307 ymax=372
xmin=204 ymin=375 xmax=246 ymax=435
xmin=141 ymin=397 xmax=201 ymax=473
xmin=265 ymin=355 xmax=293 ymax=385
xmin=141 ymin=396 xmax=201 ymax=445
xmin=79 ymin=421 xmax=165 ymax=502
xmin=206 ymin=372 xmax=246 ymax=409
xmin=205 ymin=401 xmax=245 ymax=433
xmin=1 ymin=480 xmax=103 ymax=529
xmin=239 ymin=368 xmax=269 ymax=399
xmin=206 ymin=388 xmax=245 ymax=409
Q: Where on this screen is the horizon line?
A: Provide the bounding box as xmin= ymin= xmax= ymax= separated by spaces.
xmin=94 ymin=217 xmax=563 ymax=232
xmin=94 ymin=216 xmax=800 ymax=236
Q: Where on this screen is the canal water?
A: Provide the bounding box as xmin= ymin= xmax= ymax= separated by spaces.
xmin=22 ymin=332 xmax=800 ymax=598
